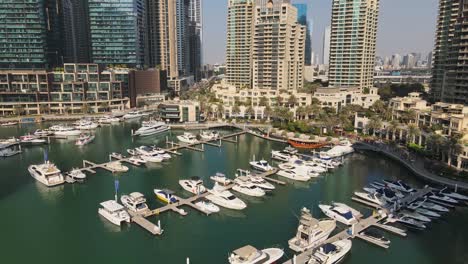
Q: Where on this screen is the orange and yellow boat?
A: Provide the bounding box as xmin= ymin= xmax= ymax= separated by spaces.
xmin=287 ymin=138 xmax=329 ymax=149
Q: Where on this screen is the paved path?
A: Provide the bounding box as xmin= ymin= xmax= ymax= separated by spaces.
xmin=354 ymin=141 xmax=468 ymax=191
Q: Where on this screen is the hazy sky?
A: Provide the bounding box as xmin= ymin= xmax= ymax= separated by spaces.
xmin=202 ymin=0 xmax=439 ymax=64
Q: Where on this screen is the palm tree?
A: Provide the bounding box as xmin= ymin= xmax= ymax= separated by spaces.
xmin=366 ymin=116 xmax=382 ymax=136
xmin=426 ymin=133 xmax=444 ymax=159
xmin=306 ymin=104 xmax=321 ymax=120
xmin=275 ymin=96 xmax=283 ymax=107
xmin=99 ymin=102 xmax=109 ymax=112
xmin=264 ymin=105 xmax=273 ymax=121
xmin=287 ymin=95 xmax=298 ymax=107
xmin=216 ymin=103 xmax=224 ymax=119
xmin=13 ymin=105 xmax=25 ymax=116
xmin=245 ymin=106 xmax=255 ymax=119
xmin=388 ymin=119 xmax=399 ymax=140
xmin=447 ymin=134 xmax=462 ymax=166
xmin=259 ymin=96 xmax=269 ymax=107
xmin=296 ymin=106 xmax=307 ymax=120
xmin=407 ymin=124 xmax=420 ymax=144
xmin=232 ymin=105 xmax=241 ymax=117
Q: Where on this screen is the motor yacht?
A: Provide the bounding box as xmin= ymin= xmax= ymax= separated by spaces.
xmin=420 ymin=200 xmax=450 ymax=212
xmin=20 ymin=134 xmax=47 ymax=145
xmin=283 ymin=146 xmax=298 ymax=155
xmin=383 ymin=180 xmax=416 ymax=193
xmin=140 ymin=154 xmax=164 ymax=163
xmin=249 ymin=159 xmax=274 ymax=172
xmin=179 ymin=176 xmax=207 ymax=195
xmin=0 ymin=121 xmax=18 ymax=126
xmin=318 ymin=203 xmax=359 ymax=225
xmin=288 ymin=207 xmax=336 ymax=253
xmin=123 ymin=111 xmax=145 ymax=120
xmin=177 ymin=132 xmax=198 ymax=144
xmin=233 ymin=177 xmax=266 ymax=197
xmin=359 ymin=230 xmax=390 ymax=245
xmin=0 ymin=137 xmax=19 ymax=148
xmin=0 ymin=140 xmax=21 ymax=157
xmin=414 ymin=207 xmax=441 ymax=218
xmin=353 ymin=192 xmax=386 ymax=206
xmin=210 ymin=172 xmax=232 ymax=185
xmin=154 ymin=189 xmax=178 ymax=204
xmin=387 ymin=215 xmax=426 ymax=230
xmin=120 ymin=192 xmax=149 ymax=214
xmin=235 ymin=170 xmax=275 ymax=190
xmin=98 ymin=115 xmax=121 ymax=124
xmin=132 ymin=121 xmax=170 ymax=137
xmin=131 ymin=147 xmax=164 ymax=162
xmin=307 ymin=239 xmax=352 ymax=264
xmin=323 ymin=141 xmax=354 ymax=158
xmin=28 ymin=161 xmax=65 ymax=187
xmin=291 ymin=159 xmax=327 ymax=173
xmin=206 ymin=183 xmax=247 ymax=210
xmin=104 ymin=161 xmax=129 ymax=172
xmin=363 ymin=187 xmax=399 ymax=203
xmin=271 ymin=150 xmax=297 ymax=162
xmin=111 ymin=153 xmax=125 ymax=159
xmin=98 ymin=200 xmax=131 ymax=226
xmin=149 ymin=147 xmax=172 ymax=160
xmin=75 ymin=133 xmax=95 ymax=146
xmin=278 ymin=162 xmax=316 ymax=178
xmin=195 ymin=200 xmax=220 ymax=213
xmin=50 ymin=125 xmax=81 ymax=136
xmin=66 ymin=168 xmax=86 ymax=181
xmin=200 ymin=130 xmax=219 ymax=141
xmin=128 ymin=156 xmax=147 ymax=165
xmin=33 ymin=129 xmax=53 ymax=136
xmin=228 ymin=245 xmax=284 ymax=264
xmin=277 ymin=167 xmax=311 ymax=182
xmin=74 ymin=120 xmax=99 ymax=130
xmin=399 ymin=211 xmax=431 ymax=223
xmin=427 ymin=192 xmax=459 ymax=205
xmin=433 ymin=187 xmax=468 ymax=202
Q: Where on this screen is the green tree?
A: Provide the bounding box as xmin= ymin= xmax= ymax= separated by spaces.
xmin=245 ymin=106 xmax=255 ymax=119
xmin=366 ymin=116 xmax=382 ymax=136
xmin=216 ymin=103 xmax=224 ymax=119
xmin=388 ymin=119 xmax=399 ymax=140
xmin=264 ymin=106 xmax=273 ymax=120
xmin=232 ymin=105 xmax=241 ymax=116
xmin=287 ymin=95 xmax=298 ymax=107
xmin=259 ymin=96 xmax=269 ymax=107
xmin=407 ymin=124 xmax=421 ymax=144
xmin=99 ymin=102 xmax=109 ymax=112
xmin=13 ymin=105 xmax=25 ymax=116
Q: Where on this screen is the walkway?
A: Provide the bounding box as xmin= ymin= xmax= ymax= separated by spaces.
xmin=354 ymin=141 xmax=468 ymax=191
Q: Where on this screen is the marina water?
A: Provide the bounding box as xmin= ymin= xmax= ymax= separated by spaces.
xmin=0 ymin=122 xmax=467 ymax=264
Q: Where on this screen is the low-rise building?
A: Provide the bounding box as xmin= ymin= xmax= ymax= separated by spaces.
xmin=417 ymin=102 xmax=468 ymax=137
xmin=313 ymin=87 xmax=380 ymax=111
xmin=158 ymin=100 xmax=200 ymax=123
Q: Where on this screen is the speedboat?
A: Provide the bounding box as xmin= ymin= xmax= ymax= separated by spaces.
xmin=399 ymin=211 xmax=431 ymax=223
xmin=288 ymin=207 xmax=336 ymax=252
xmin=0 ymin=145 xmax=21 ymax=157
xmin=383 ymin=180 xmax=416 ymax=193
xmin=278 ymin=162 xmax=317 ymax=178
xmin=20 ymin=134 xmax=47 ymax=144
xmin=28 ymin=161 xmax=65 ymax=187
xmin=283 ymin=146 xmax=298 ymax=155
xmin=50 ymin=125 xmax=81 ymax=136
xmin=277 ymin=167 xmax=310 ymax=182
xmin=66 ymin=168 xmax=86 ymax=181
xmin=154 ymin=189 xmax=178 ymax=204
xmin=368 ymin=184 xmax=406 ymax=198
xmin=177 ymin=132 xmax=198 ymax=144
xmin=233 ymin=177 xmax=266 ymax=197
xmin=271 ymin=150 xmax=297 ymax=162
xmin=200 ymin=130 xmax=219 ymax=141
xmin=150 ymin=147 xmax=172 ymax=160
xmin=228 ymin=245 xmax=284 ymax=264
xmin=359 ymin=230 xmax=390 ymax=245
xmin=123 ymin=111 xmax=144 ymax=120
xmin=98 ymin=200 xmax=131 ymax=226
xmin=354 ymin=192 xmax=386 ymax=206
xmin=434 ymin=187 xmax=468 ymax=202
xmin=210 ymin=172 xmax=232 ymax=185
xmin=98 ymin=115 xmax=121 ymax=124
xmin=179 ymin=176 xmax=207 ymax=195
xmin=206 ymin=183 xmax=247 ymax=210
xmin=75 ymin=133 xmax=95 ymax=146
xmin=427 ymin=191 xmax=459 ymax=205
xmin=195 ymin=200 xmax=220 ymax=213
xmin=307 ymin=239 xmax=352 ymax=264
xmin=128 ymin=156 xmax=147 ymax=165
xmin=249 ymin=159 xmax=273 ymax=172
xmin=363 ymin=187 xmax=399 ymax=203
xmin=111 ymin=152 xmax=125 ymax=159
xmin=74 ymin=120 xmax=99 ymax=130
xmin=120 ymin=192 xmax=149 ymax=214
xmin=132 ymin=120 xmax=170 ymax=137
xmin=0 ymin=121 xmax=18 ymax=126
xmin=421 ymin=200 xmax=450 ymax=212
xmin=33 ymin=129 xmax=53 ymax=136
xmin=318 ymin=203 xmax=359 ymax=225
xmin=241 ymin=172 xmax=275 ymax=190
xmin=388 ymin=215 xmax=426 ymax=230
xmin=139 ymin=154 xmax=164 ymax=163
xmin=0 ymin=137 xmax=19 ymax=148
xmin=104 ymin=161 xmax=128 ymax=172
xmin=414 ymin=207 xmax=441 ymax=218
xmin=291 ymin=159 xmax=327 ymax=173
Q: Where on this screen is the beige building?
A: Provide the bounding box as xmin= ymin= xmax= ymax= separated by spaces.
xmin=313 ymin=87 xmax=380 ymax=111
xmin=417 ymin=102 xmax=468 ymax=137
xmin=389 ymin=92 xmax=429 ymax=118
xmin=252 ymin=0 xmax=305 ymax=91
xmin=328 ymin=0 xmax=379 ymax=91
xmin=159 ymin=100 xmax=200 ymax=122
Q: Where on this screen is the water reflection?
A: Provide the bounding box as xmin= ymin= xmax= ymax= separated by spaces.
xmin=34 ymin=181 xmax=64 ymax=204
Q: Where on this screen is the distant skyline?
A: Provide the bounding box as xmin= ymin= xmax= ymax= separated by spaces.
xmin=203 ymin=0 xmax=438 ymax=64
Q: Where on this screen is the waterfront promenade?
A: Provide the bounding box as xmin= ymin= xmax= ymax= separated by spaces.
xmin=354 ymin=141 xmax=468 ymax=192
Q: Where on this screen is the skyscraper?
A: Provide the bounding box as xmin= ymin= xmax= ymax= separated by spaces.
xmin=328 ymin=0 xmax=379 ymax=91
xmin=225 ymin=0 xmax=254 ymax=88
xmin=391 ymin=54 xmax=401 ymax=69
xmin=147 ymin=0 xmax=161 ymax=68
xmin=252 ymin=0 xmax=305 ymax=91
xmin=88 ymin=0 xmax=147 ymax=67
xmin=293 ymin=3 xmax=311 ymax=66
xmin=62 ymin=0 xmax=91 ymax=63
xmin=189 ymin=0 xmax=202 ymax=80
xmin=323 ymin=26 xmax=331 ymax=65
xmin=431 ymin=0 xmax=468 ymax=104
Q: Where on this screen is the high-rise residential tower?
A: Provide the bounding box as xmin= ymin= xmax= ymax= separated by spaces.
xmin=88 ymin=0 xmax=147 ymax=67
xmin=323 ymin=26 xmax=331 ymax=65
xmin=225 ymin=0 xmax=254 ymax=88
xmin=189 ymin=0 xmax=202 ymax=80
xmin=293 ymin=3 xmax=311 ymax=66
xmin=62 ymin=0 xmax=91 ymax=63
xmin=252 ymin=0 xmax=305 ymax=91
xmin=431 ymin=0 xmax=468 ymax=104
xmin=147 ymin=0 xmax=161 ymax=68
xmin=328 ymin=0 xmax=379 ymax=90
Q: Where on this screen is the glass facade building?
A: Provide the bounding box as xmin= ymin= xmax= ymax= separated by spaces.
xmin=88 ymin=0 xmax=147 ymax=67
xmin=0 ymin=0 xmax=48 ymax=68
xmin=293 ymin=3 xmax=311 ymax=65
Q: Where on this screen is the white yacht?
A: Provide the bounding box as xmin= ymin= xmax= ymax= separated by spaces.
xmin=33 ymin=129 xmax=53 ymax=136
xmin=0 ymin=121 xmax=18 ymax=126
xmin=105 ymin=161 xmax=129 ymax=172
xmin=179 ymin=176 xmax=207 ymax=195
xmin=387 ymin=215 xmax=426 ymax=230
xmin=427 ymin=191 xmax=459 ymax=205
xmin=307 ymin=239 xmax=352 ymax=264
xmin=420 ymin=200 xmax=450 ymax=212
xmin=177 ymin=132 xmax=198 ymax=144
xmin=210 ymin=172 xmax=232 ymax=185
xmin=132 ymin=121 xmax=170 ymax=137
xmin=28 ymin=161 xmax=65 ymax=187
xmin=195 ymin=200 xmax=220 ymax=213
xmin=133 ymin=146 xmax=165 ymax=162
xmin=200 ymin=130 xmax=219 ymax=141
xmin=249 ymin=159 xmax=274 ymax=172
xmin=363 ymin=187 xmax=399 ymax=203
xmin=20 ymin=134 xmax=47 ymax=145
xmin=140 ymin=154 xmax=164 ymax=163
xmin=0 ymin=146 xmax=21 ymax=157
xmin=233 ymin=177 xmax=266 ymax=197
xmin=277 ymin=164 xmax=311 ymax=182
xmin=0 ymin=137 xmax=20 ymax=148
xmin=154 ymin=189 xmax=179 ymax=204
xmin=434 ymin=187 xmax=468 ymax=202
xmin=66 ymin=168 xmax=86 ymax=181
xmin=98 ymin=200 xmax=131 ymax=226
xmin=271 ymin=150 xmax=297 ymax=162
xmin=291 ymin=159 xmax=327 ymax=173
xmin=50 ymin=125 xmax=81 ymax=136
xmin=228 ymin=245 xmax=284 ymax=264
xmin=324 ymin=141 xmax=354 ymax=158
xmin=128 ymin=156 xmax=147 ymax=165
xmin=288 ymin=208 xmax=336 ymax=252
xmin=74 ymin=120 xmax=99 ymax=130
xmin=122 ymin=111 xmax=145 ymax=120
xmin=279 ymin=163 xmax=316 ymax=178
xmin=120 ymin=192 xmax=149 ymax=214
xmin=354 ymin=192 xmax=387 ymax=206
xmin=399 ymin=211 xmax=431 ymax=223
xmin=75 ymin=133 xmax=95 ymax=146
xmin=150 ymin=147 xmax=172 ymax=160
xmin=318 ymin=203 xmax=359 ymax=225
xmin=235 ymin=170 xmax=275 ymax=190
xmin=206 ymin=183 xmax=247 ymax=210
xmin=383 ymin=180 xmax=416 ymax=193
xmin=98 ymin=115 xmax=121 ymax=124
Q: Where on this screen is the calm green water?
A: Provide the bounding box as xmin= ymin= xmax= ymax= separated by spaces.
xmin=0 ymin=122 xmax=467 ymax=264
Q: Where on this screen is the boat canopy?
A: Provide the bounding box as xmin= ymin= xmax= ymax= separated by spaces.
xmin=320 ymin=243 xmax=337 ymax=254
xmin=233 ymin=245 xmax=258 ymax=259
xmin=100 ymin=200 xmax=125 ymax=212
xmin=129 ymin=192 xmax=145 ymax=200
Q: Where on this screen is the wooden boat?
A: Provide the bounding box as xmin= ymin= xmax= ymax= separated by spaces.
xmin=288 ymin=138 xmax=328 ymax=149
